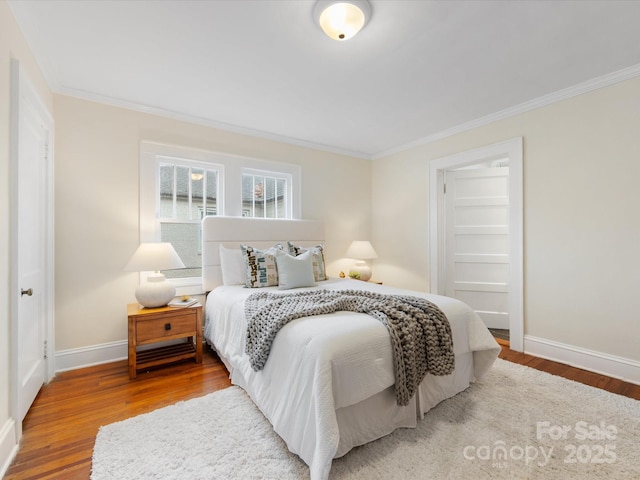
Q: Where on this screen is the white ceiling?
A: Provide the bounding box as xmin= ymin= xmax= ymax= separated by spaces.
xmin=8 ymin=0 xmax=640 ymax=159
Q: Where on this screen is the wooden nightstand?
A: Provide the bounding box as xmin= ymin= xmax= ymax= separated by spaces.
xmin=127 ymin=303 xmax=203 ymax=379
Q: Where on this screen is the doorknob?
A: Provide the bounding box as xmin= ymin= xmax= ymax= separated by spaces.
xmin=21 ymin=288 xmax=33 ymax=297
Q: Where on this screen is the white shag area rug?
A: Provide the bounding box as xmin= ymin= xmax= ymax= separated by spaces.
xmin=91 ymin=359 xmax=640 ymax=479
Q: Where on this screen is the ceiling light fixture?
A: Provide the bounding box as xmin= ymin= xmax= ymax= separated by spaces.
xmin=313 ymin=0 xmax=372 ymax=41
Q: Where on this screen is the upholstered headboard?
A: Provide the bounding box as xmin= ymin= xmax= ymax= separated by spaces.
xmin=201 ymin=217 xmax=324 ymax=291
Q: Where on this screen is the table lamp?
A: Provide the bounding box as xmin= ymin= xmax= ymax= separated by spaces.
xmin=345 ymin=240 xmax=378 ymax=282
xmin=124 ymin=242 xmax=185 ymax=308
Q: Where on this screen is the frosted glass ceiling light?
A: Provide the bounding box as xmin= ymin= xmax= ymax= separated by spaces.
xmin=314 ymin=0 xmax=372 ymax=41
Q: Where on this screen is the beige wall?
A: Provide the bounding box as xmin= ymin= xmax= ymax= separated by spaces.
xmin=0 ymin=0 xmax=53 ymax=466
xmin=372 ymin=76 xmax=640 ymax=362
xmin=4 ymin=0 xmax=639 ymax=452
xmin=54 ymin=95 xmax=371 ymax=351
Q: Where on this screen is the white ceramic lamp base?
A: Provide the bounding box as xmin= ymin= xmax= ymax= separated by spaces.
xmin=135 ymin=273 xmax=176 ymax=308
xmin=349 ymin=260 xmax=372 ymax=282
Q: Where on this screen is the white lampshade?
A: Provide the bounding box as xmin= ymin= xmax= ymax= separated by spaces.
xmin=124 ymin=243 xmax=185 ymax=308
xmin=313 ymin=0 xmax=372 ymax=41
xmin=345 ymin=240 xmax=377 ymax=282
xmin=345 ymin=240 xmax=378 ymax=260
xmin=124 ymin=242 xmax=185 ymax=272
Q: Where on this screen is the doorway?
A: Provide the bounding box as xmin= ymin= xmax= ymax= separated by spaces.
xmin=429 ymin=138 xmax=523 ymax=351
xmin=444 ymin=163 xmax=510 ymax=330
xmin=10 ymin=59 xmax=55 ymax=439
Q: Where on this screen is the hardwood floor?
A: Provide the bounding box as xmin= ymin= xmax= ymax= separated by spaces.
xmin=4 ymin=347 xmax=231 ymax=480
xmin=5 ymin=344 xmax=639 ymax=479
xmin=498 ymin=343 xmax=640 ymax=400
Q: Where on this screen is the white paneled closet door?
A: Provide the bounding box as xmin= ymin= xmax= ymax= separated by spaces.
xmin=11 ymin=59 xmax=55 ymax=430
xmin=444 ymin=166 xmax=510 ymax=329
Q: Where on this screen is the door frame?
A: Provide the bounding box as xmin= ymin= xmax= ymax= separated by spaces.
xmin=429 ymin=137 xmax=523 ymax=351
xmin=9 ymin=59 xmax=56 ymax=439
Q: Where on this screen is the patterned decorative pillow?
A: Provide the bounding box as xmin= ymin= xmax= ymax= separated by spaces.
xmin=287 ymin=242 xmax=327 ymax=281
xmin=241 ymin=244 xmax=282 ymax=288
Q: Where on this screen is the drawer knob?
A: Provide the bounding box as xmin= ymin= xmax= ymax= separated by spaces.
xmin=164 ymin=323 xmax=171 ymax=331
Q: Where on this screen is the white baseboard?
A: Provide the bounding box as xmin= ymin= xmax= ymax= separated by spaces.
xmin=54 ymin=337 xmax=206 ymax=373
xmin=55 ymin=340 xmax=128 ymax=373
xmin=0 ymin=418 xmax=18 ymax=478
xmin=524 ymin=335 xmax=640 ymax=386
xmin=53 ymin=335 xmax=640 ymax=386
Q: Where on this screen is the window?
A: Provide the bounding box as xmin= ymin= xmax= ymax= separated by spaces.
xmin=140 ymin=141 xmax=301 ymax=294
xmin=242 ymin=169 xmax=291 ymax=218
xmin=158 ymin=160 xmax=220 ymax=280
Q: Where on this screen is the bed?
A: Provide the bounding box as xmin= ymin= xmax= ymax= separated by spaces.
xmin=202 ymin=217 xmax=500 ymax=480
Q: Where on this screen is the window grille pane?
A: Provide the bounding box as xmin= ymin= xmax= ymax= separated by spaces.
xmin=190 ymin=167 xmax=204 ymax=220
xmin=242 ymin=174 xmax=254 ymax=217
xmin=277 ymin=178 xmax=286 ymax=218
xmin=242 ymin=173 xmax=288 ymax=219
xmin=160 ymin=223 xmax=202 ymax=279
xmin=174 ymin=166 xmax=189 ymax=220
xmin=265 ymin=177 xmax=275 ymax=218
xmin=255 ymin=176 xmax=265 ymax=217
xmin=205 ymin=170 xmax=218 ymax=216
xmin=159 ymin=164 xmax=174 ymax=218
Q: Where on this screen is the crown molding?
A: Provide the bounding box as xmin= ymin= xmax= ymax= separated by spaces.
xmin=52 ymin=61 xmax=640 ymax=162
xmin=55 ymin=86 xmax=372 ymax=160
xmin=373 ymin=63 xmax=640 ymax=160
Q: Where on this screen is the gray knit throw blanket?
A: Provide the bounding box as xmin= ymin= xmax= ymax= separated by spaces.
xmin=244 ymin=289 xmax=455 ymax=406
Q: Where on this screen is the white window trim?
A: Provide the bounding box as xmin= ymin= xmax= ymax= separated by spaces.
xmin=140 ymin=141 xmax=301 ymax=295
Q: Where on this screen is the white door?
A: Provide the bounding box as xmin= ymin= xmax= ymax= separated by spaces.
xmin=11 ymin=60 xmax=53 ymax=423
xmin=444 ymin=166 xmax=509 ymax=329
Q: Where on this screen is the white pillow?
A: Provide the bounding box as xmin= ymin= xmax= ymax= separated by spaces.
xmin=275 ymin=250 xmax=315 ymax=290
xmin=219 ymin=245 xmax=246 ymax=286
xmin=287 ymin=242 xmax=327 ymax=282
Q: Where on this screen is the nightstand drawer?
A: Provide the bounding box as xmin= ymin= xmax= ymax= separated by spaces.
xmin=136 ymin=314 xmax=196 ymax=342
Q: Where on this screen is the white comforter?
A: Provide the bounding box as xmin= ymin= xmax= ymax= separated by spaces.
xmin=204 ymin=278 xmax=500 ymax=480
